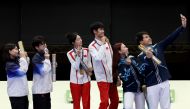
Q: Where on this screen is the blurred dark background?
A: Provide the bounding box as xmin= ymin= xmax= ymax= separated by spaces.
xmin=0 ymin=0 xmax=189 ymax=80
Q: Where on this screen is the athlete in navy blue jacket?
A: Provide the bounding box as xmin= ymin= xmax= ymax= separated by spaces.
xmin=113 ymin=42 xmax=150 ymax=109
xmin=136 ymin=14 xmax=187 ymax=109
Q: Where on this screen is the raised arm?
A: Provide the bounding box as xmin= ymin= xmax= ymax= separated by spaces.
xmin=159 ymin=14 xmax=187 ymax=49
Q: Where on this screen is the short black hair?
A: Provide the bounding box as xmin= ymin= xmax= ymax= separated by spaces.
xmin=89 ymin=21 xmax=104 ymax=36
xmin=135 ymin=31 xmax=149 ymax=45
xmin=65 ymin=32 xmax=79 ymax=45
xmin=32 ymin=35 xmax=46 ymax=50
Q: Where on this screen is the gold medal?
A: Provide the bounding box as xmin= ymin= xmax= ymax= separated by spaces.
xmin=80 ymin=69 xmax=85 ymax=75
xmin=87 ymin=67 xmax=93 ymax=76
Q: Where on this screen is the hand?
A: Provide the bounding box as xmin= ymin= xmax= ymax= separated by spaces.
xmin=76 ymin=45 xmax=82 ymax=56
xmin=101 ymin=36 xmax=109 ymax=44
xmin=125 ymin=57 xmax=131 ymax=65
xmin=86 ymin=67 xmax=93 ymax=76
xmin=145 ymin=48 xmax=153 ymax=58
xmin=116 ymin=78 xmax=121 ymax=86
xmin=180 ymin=14 xmax=187 ymax=28
xmin=44 ymin=52 xmax=50 ymax=59
xmin=19 ymin=51 xmax=27 ymax=58
xmin=104 ymin=36 xmax=110 ymax=43
xmin=87 ymin=67 xmax=93 ymax=72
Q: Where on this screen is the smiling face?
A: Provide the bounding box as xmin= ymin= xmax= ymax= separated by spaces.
xmin=94 ymin=28 xmax=105 ymax=38
xmin=119 ymin=43 xmax=129 ymax=56
xmin=35 ymin=43 xmax=47 ymax=53
xmin=73 ymin=35 xmax=82 ymax=47
xmin=9 ymin=46 xmax=19 ymax=59
xmin=140 ymin=34 xmax=152 ymax=46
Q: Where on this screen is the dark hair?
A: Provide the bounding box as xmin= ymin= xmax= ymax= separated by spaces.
xmin=32 ymin=35 xmax=46 ymax=50
xmin=89 ymin=21 xmax=104 ymax=36
xmin=135 ymin=31 xmax=149 ymax=45
xmin=2 ymin=43 xmax=17 ymax=62
xmin=65 ymin=32 xmax=79 ymax=45
xmin=112 ymin=42 xmax=123 ymax=85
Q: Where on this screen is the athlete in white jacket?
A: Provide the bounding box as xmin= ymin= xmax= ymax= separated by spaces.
xmin=3 ymin=43 xmax=29 ymax=109
xmin=89 ymin=21 xmax=118 ymax=109
xmin=32 ymin=35 xmax=52 ymax=109
xmin=66 ymin=32 xmax=92 ymax=109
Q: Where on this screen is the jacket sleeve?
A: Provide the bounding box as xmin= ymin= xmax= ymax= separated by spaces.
xmin=19 ymin=57 xmax=29 ymax=73
xmin=67 ymin=52 xmax=81 ymax=70
xmin=89 ymin=44 xmax=106 ymax=61
xmin=32 ymin=54 xmax=52 ymax=76
xmin=118 ymin=58 xmax=130 ymax=81
xmin=158 ymin=26 xmax=185 ymax=49
xmin=87 ymin=52 xmax=92 ymax=68
xmin=42 ymin=59 xmax=52 ymax=75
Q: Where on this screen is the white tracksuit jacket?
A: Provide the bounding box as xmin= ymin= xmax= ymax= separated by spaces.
xmin=88 ymin=38 xmax=113 ymax=83
xmin=67 ymin=47 xmax=92 ymax=84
